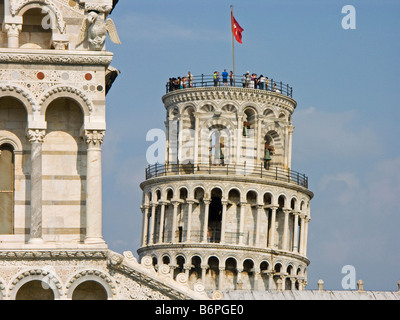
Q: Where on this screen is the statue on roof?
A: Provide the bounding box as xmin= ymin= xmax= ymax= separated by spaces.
xmin=79 ymin=11 xmax=121 ymax=51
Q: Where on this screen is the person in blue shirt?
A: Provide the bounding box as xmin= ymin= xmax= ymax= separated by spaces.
xmin=222 ymin=69 xmax=229 ymax=87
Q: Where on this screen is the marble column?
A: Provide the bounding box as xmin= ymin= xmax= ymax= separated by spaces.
xmin=220 ymin=200 xmax=228 ymax=244
xmin=26 ymin=129 xmax=46 ymax=244
xmin=236 ymin=114 xmax=244 ymax=162
xmin=255 ymin=204 xmax=263 ymax=247
xmin=83 ymin=130 xmax=106 ymax=245
xmin=171 ymin=201 xmax=179 ymax=243
xmin=141 ymin=205 xmax=150 ymax=246
xmin=256 ymin=117 xmax=262 ymax=162
xmin=193 ymin=113 xmax=200 ymax=165
xmin=269 ymin=206 xmax=278 ymax=249
xmin=218 ymin=267 xmax=225 ymax=290
xmin=287 ymin=126 xmax=294 ymax=168
xmin=299 ymin=215 xmax=306 ymax=255
xmin=253 ymin=266 xmax=261 ymax=290
xmin=201 ymin=264 xmax=207 ymax=286
xmin=238 ymin=201 xmax=246 ymax=245
xmin=164 ymin=120 xmax=170 ymax=164
xmin=186 ymin=199 xmax=194 ymax=243
xmin=282 ymin=209 xmax=291 ymax=251
xmin=4 ymin=23 xmax=22 ymax=48
xmin=202 ymin=199 xmax=211 ymax=243
xmin=148 ymin=203 xmax=157 ymax=245
xmin=158 ymin=202 xmax=166 ymax=243
xmin=293 ymin=212 xmax=299 ymax=252
xmin=303 ymin=217 xmax=310 ymax=256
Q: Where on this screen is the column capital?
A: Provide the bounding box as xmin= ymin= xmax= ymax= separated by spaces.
xmin=203 ymin=199 xmax=212 ymax=205
xmin=82 ymin=130 xmax=105 ymax=146
xmin=171 ymin=200 xmax=181 ymax=207
xmin=4 ymin=22 xmax=22 ymax=35
xmin=26 ymin=129 xmax=46 ymax=144
xmin=287 ymin=125 xmax=295 ymax=134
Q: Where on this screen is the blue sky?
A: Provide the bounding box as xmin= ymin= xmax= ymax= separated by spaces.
xmin=102 ymin=0 xmax=400 ymax=291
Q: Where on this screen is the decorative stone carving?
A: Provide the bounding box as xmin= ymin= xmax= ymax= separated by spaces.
xmin=107 ymin=252 xmax=124 ymax=268
xmin=40 ymin=85 xmax=94 ymax=112
xmin=175 ymin=272 xmax=189 ymax=287
xmin=0 ymin=52 xmax=113 ymax=66
xmin=140 ymin=255 xmax=153 ymax=269
xmin=4 ymin=23 xmax=22 ymax=37
xmin=0 ymin=84 xmax=38 ymax=111
xmin=212 ymin=290 xmax=224 ymax=300
xmin=84 ymin=4 xmax=113 ymax=14
xmin=79 ymin=11 xmax=121 ymax=51
xmin=123 ymin=251 xmax=138 ymax=264
xmin=25 ymin=129 xmax=46 ymax=143
xmin=83 ymin=130 xmax=105 ymax=146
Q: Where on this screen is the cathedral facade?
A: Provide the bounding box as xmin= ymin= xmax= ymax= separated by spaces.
xmin=0 ymin=0 xmax=398 ymax=300
xmin=0 ymin=0 xmax=208 ymax=300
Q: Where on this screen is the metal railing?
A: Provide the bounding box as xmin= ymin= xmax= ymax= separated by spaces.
xmin=145 ymin=162 xmax=308 ymax=188
xmin=166 ymin=74 xmax=293 ymax=98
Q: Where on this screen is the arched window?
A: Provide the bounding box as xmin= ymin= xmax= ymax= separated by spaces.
xmin=16 ymin=281 xmax=55 ymax=300
xmin=208 ymin=188 xmax=223 ymax=243
xmin=20 ymin=8 xmax=53 ymax=49
xmin=209 ymin=130 xmax=226 ymax=165
xmin=0 ymin=144 xmax=14 ymax=235
xmin=72 ymin=281 xmax=107 ymax=300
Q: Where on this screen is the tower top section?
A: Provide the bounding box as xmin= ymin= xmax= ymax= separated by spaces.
xmin=1 ymin=0 xmax=120 ymax=51
xmin=163 ymin=72 xmax=297 ymax=123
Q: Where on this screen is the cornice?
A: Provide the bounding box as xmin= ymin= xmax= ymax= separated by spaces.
xmin=140 ymin=172 xmax=314 ymax=199
xmin=162 ymin=87 xmax=297 ymax=113
xmin=138 ymin=243 xmax=311 ymax=265
xmin=0 ymin=249 xmax=108 ymax=260
xmin=0 ymin=49 xmax=114 ymax=67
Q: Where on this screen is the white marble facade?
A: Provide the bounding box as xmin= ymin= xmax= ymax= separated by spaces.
xmin=0 ymin=0 xmax=209 ymax=300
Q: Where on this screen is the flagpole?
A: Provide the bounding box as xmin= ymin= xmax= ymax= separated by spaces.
xmin=231 ymin=5 xmax=235 ymax=85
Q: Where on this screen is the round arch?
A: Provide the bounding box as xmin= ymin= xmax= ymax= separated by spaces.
xmin=0 ymin=85 xmax=36 ymax=116
xmin=0 ymin=131 xmax=24 ymax=152
xmin=12 ymin=0 xmax=66 ymax=34
xmin=9 ymin=269 xmax=62 ymax=300
xmin=241 ymin=103 xmax=260 ymax=116
xmin=66 ymin=270 xmax=115 ymax=300
xmin=40 ymin=86 xmax=93 ymax=118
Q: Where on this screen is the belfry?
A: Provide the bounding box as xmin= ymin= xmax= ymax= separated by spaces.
xmin=1 ymin=0 xmax=398 ymax=301
xmin=139 ymin=74 xmax=314 ymax=291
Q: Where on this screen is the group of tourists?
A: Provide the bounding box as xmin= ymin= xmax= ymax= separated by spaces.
xmin=168 ymin=70 xmax=280 ymax=93
xmin=168 ymin=72 xmax=194 ymax=91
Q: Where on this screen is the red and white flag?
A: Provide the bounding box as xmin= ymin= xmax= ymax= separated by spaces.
xmin=231 ymin=12 xmax=244 ymax=44
xmin=231 ymin=12 xmax=244 ymax=43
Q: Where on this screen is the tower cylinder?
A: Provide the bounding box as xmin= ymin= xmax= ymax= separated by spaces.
xmin=139 ymin=75 xmax=313 ymax=292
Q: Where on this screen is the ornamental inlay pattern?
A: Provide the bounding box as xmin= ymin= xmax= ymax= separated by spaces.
xmin=0 ymin=69 xmax=104 ymax=99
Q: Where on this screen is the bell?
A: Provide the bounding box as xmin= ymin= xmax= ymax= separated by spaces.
xmin=219 ymin=149 xmax=225 ymax=160
xmin=243 ymin=125 xmax=248 ymax=137
xmin=263 ymin=149 xmax=272 ymax=161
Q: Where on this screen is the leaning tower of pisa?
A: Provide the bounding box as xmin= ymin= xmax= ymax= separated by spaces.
xmin=138 ymin=74 xmax=314 ymax=292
